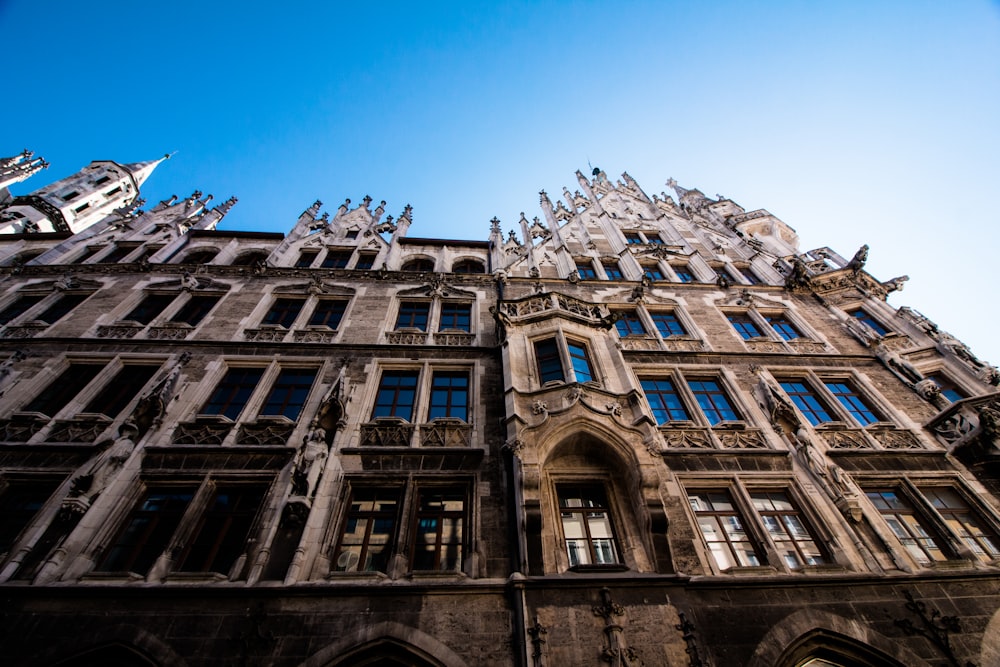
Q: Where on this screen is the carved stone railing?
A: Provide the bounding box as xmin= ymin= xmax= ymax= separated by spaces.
xmin=0 ymin=324 xmax=47 ymax=339
xmin=926 ymin=394 xmax=1000 ymax=454
xmin=434 ymin=332 xmax=474 ymax=346
xmin=48 ymin=417 xmax=112 ymax=443
xmin=385 ymin=331 xmax=429 ymax=345
xmin=817 ymin=426 xmax=872 ymax=449
xmin=0 ymin=415 xmax=48 ymax=442
xmin=743 ymin=339 xmax=786 ymax=354
xmin=420 ymin=419 xmax=472 ymax=447
xmin=147 ymin=324 xmax=193 ymax=340
xmin=236 ymin=420 xmax=295 ymax=445
xmin=659 ymin=427 xmax=713 ymax=449
xmin=359 ymin=419 xmax=415 ymax=447
xmin=501 ymin=293 xmax=604 ymax=323
xmin=787 ymin=339 xmax=828 ymax=354
xmin=243 ymin=328 xmax=288 ymax=342
xmin=96 ymin=324 xmax=143 ymax=339
xmin=878 ymin=334 xmax=915 ymax=353
xmin=619 ymin=336 xmax=661 ymax=351
xmin=716 ymin=427 xmax=768 ymax=449
xmin=172 ymin=421 xmax=234 ymax=445
xmin=292 ymin=329 xmax=338 ymax=343
xmin=661 ymin=337 xmax=706 ymax=352
xmin=869 ymin=428 xmax=923 ymax=450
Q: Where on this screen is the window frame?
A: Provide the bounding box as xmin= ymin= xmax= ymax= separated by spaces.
xmin=557 ymin=483 xmax=622 ymax=568
xmin=368 ymin=363 xmax=474 ymax=424
xmin=531 ymin=332 xmax=597 ymax=386
xmin=777 ymin=372 xmax=889 ymax=428
xmin=846 ymin=307 xmax=890 ymax=336
xmin=197 ymin=360 xmax=322 ymax=424
xmin=574 ymin=260 xmax=597 ymax=280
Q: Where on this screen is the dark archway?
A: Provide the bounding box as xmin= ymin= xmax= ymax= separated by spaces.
xmin=327 ymin=638 xmax=444 ymax=667
xmin=780 ymin=630 xmax=908 ymax=667
xmin=53 ymin=642 xmax=159 ymax=667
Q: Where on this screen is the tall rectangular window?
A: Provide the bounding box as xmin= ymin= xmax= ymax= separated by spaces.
xmin=603 ymin=262 xmax=623 ymax=280
xmin=559 ymin=485 xmax=620 ymax=566
xmin=535 ymin=339 xmax=563 ymax=383
xmin=428 ymin=371 xmax=469 ymax=421
xmin=169 ymin=295 xmax=220 ymax=326
xmin=567 ymin=341 xmax=593 ymax=383
xmin=83 ymin=364 xmax=160 ymax=418
xmin=124 ymin=294 xmax=175 ymax=325
xmin=260 ymin=368 xmax=317 ymax=420
xmin=263 ymin=298 xmax=304 ymax=328
xmin=439 ymin=303 xmax=471 ymax=332
xmin=334 ymin=488 xmax=401 ymax=572
xmin=641 ymin=379 xmax=690 ymax=424
xmin=766 ymin=314 xmax=802 ymax=340
xmin=824 ymin=381 xmax=879 ymax=426
xmin=922 ymin=487 xmax=1000 ymax=563
xmin=615 ymin=311 xmax=646 ymax=337
xmin=99 ymin=244 xmax=137 ymax=263
xmin=308 ymin=299 xmax=347 ymax=329
xmin=650 ymin=312 xmax=686 ymax=338
xmin=100 ymin=488 xmax=197 ymax=574
xmin=779 ymin=380 xmax=834 ymax=426
xmin=321 ymin=250 xmax=352 ymax=269
xmin=396 ymin=302 xmax=430 ymax=331
xmin=865 ymin=489 xmax=949 ymax=565
xmin=728 ymin=313 xmax=763 ymax=340
xmin=688 ymin=490 xmax=762 ymax=569
xmin=176 ymin=484 xmax=267 ymax=574
xmin=36 ymin=293 xmax=90 ymax=324
xmin=25 ymin=363 xmax=105 ymax=417
xmin=202 ymin=367 xmax=266 ymax=420
xmin=624 ymin=232 xmax=644 ymax=245
xmin=926 ymin=374 xmax=966 ymax=403
xmin=295 ymin=250 xmax=318 ymax=268
xmin=0 ymin=294 xmax=44 ymax=325
xmin=750 ymin=491 xmax=825 ymax=569
xmin=687 ymin=379 xmax=739 ymax=425
xmin=642 ymin=265 xmax=664 ymax=281
xmin=0 ymin=479 xmax=61 ymax=556
xmin=575 ymin=262 xmax=597 ymax=279
xmin=355 ymin=253 xmax=377 ymax=270
xmin=672 ymin=265 xmax=695 ymax=283
xmin=411 ymin=487 xmax=465 ymax=571
xmin=740 ymin=267 xmax=761 ymax=284
xmin=372 ymin=370 xmax=419 ymax=420
xmin=848 ymin=309 xmax=888 ymax=336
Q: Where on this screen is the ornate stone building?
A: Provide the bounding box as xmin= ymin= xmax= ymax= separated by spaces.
xmin=1 ymin=152 xmax=999 ymax=666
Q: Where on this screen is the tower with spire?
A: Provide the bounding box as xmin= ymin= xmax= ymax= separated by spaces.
xmin=0 ymin=154 xmax=167 ymax=234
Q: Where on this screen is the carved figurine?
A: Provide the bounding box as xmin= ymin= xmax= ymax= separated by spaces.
xmin=751 ymin=367 xmax=799 ymax=428
xmin=63 ymin=422 xmax=139 ymax=515
xmin=847 ymin=244 xmax=869 ymax=273
xmin=292 ymin=426 xmax=329 ymax=499
xmin=873 ymin=342 xmax=923 ymax=384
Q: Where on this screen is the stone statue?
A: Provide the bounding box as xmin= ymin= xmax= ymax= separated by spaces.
xmin=873 ymin=342 xmax=923 ymax=384
xmin=62 ymin=422 xmax=139 ymax=515
xmin=847 ymin=244 xmax=869 ymax=273
xmin=751 ymin=367 xmax=799 ymax=428
xmin=180 ymin=271 xmax=200 ymax=291
xmin=292 ymin=426 xmax=329 ymax=499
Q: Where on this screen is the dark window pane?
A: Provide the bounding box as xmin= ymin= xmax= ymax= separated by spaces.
xmin=170 ymin=295 xmax=220 ymax=326
xmin=535 ymin=339 xmax=563 ymax=383
xmin=576 ymin=262 xmax=597 ymax=279
xmin=0 ymin=294 xmax=44 ymax=325
xmin=848 ymin=309 xmax=888 ymax=336
xmin=295 ymin=251 xmax=318 ymax=268
xmin=355 ymin=253 xmax=377 ymax=270
xmin=688 ymin=379 xmax=738 ymax=425
xmin=865 ymin=489 xmax=950 ymax=565
xmin=728 ymin=313 xmax=763 ymax=339
xmin=567 ymin=342 xmax=593 ymax=383
xmin=558 ymin=484 xmax=619 ymax=566
xmin=429 ymin=371 xmax=469 ymax=421
xmin=825 ymin=381 xmax=879 ymax=426
xmin=439 ymin=303 xmax=471 ymax=332
xmin=260 ymin=368 xmax=317 ymax=420
xmin=83 ymin=365 xmax=160 ymax=418
xmin=100 ymin=488 xmax=196 ymax=574
xmin=402 ymin=258 xmax=435 ymax=272
xmin=603 ymin=263 xmax=623 ymax=280
xmin=396 ymin=302 xmax=430 ymax=331
xmin=0 ymin=479 xmax=61 ymax=556
xmin=124 ymin=294 xmax=174 ymax=325
xmin=411 ymin=487 xmax=465 ymax=571
xmin=688 ymin=490 xmax=762 ymax=569
xmin=779 ymin=381 xmax=833 ymax=426
xmin=641 ymin=379 xmax=690 ymax=424
xmin=334 ymin=487 xmax=401 ymax=572
xmin=615 ymin=311 xmax=646 ymax=336
xmin=25 ymin=363 xmax=105 ymax=416
xmin=263 ymin=298 xmax=304 ymax=328
xmin=372 ymin=370 xmax=419 ymax=420
xmin=452 ymin=259 xmax=484 ymax=274
xmin=673 ymin=265 xmax=694 ymax=283
xmin=321 ymin=250 xmax=352 ymax=269
xmin=766 ymin=314 xmax=802 ymax=340
xmin=751 ymin=490 xmax=825 ymax=568
xmin=643 ymin=265 xmax=664 ymax=281
xmin=36 ymin=293 xmax=89 ymax=324
xmin=178 ymin=485 xmax=267 ymax=574
xmin=202 ymin=367 xmax=266 ymax=420
xmin=650 ymin=312 xmax=686 ymax=337
xmin=308 ymin=300 xmax=347 ymax=328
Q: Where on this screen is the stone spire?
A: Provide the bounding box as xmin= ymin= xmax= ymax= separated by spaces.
xmin=121 ymin=153 xmax=170 ymax=190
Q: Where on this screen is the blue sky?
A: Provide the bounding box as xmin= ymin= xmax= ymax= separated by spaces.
xmin=5 ymin=1 xmax=1000 ymax=363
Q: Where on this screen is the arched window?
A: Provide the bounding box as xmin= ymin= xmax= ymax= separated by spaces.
xmin=452 ymin=258 xmax=485 ymax=274
xmin=232 ymin=250 xmax=269 ymax=266
xmin=179 ymin=247 xmax=219 ymax=265
xmin=401 ymin=258 xmax=435 ymax=272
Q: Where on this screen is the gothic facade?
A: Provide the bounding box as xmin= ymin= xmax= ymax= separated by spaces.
xmin=1 ymin=152 xmax=999 ymax=666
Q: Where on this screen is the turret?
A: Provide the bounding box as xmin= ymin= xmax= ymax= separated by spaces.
xmin=0 ymin=150 xmax=47 ymax=203
xmin=0 ymin=155 xmax=167 ymax=234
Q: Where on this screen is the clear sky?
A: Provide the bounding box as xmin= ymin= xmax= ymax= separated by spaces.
xmin=5 ymin=1 xmax=999 ymax=364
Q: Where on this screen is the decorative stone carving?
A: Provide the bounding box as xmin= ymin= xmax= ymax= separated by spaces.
xmin=61 ymin=421 xmax=139 ymax=517
xmin=0 ymin=324 xmax=47 ymax=339
xmin=48 ymin=418 xmax=111 ymax=443
xmin=244 ymin=328 xmax=288 ymax=342
xmin=819 ymin=429 xmax=871 ymax=449
xmin=237 ymin=421 xmax=295 ymax=446
xmin=870 ymin=429 xmax=923 ymax=450
xmin=147 ymin=325 xmax=192 ymax=340
xmin=660 ymin=428 xmax=712 ymax=449
xmin=292 ymin=329 xmax=337 ymax=343
xmin=420 ymin=420 xmax=472 ymax=447
xmin=359 ymin=419 xmax=414 ymax=447
xmin=96 ymin=324 xmax=143 ymax=339
xmin=290 ymin=426 xmax=328 ymax=499
xmin=716 ymin=428 xmax=767 ymax=449
xmin=0 ymin=415 xmax=47 ymax=442
xmin=172 ymin=421 xmax=234 ymax=445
